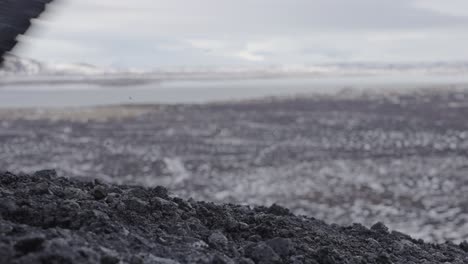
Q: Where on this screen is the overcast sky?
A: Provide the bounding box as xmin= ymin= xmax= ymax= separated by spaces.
xmin=14 ymin=0 xmax=468 ymax=68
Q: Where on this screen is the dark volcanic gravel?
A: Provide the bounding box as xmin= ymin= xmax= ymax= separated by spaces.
xmin=1 ymin=170 xmax=468 ymax=263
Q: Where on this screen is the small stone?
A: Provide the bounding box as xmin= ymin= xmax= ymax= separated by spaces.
xmin=145 ymin=255 xmax=180 ymax=264
xmin=223 ymin=216 xmax=239 ymax=231
xmin=91 ymin=186 xmax=108 ymax=200
xmin=460 ymin=241 xmax=468 ymax=252
xmin=173 ymin=197 xmax=193 ymax=211
xmin=191 ymin=239 xmax=209 ymax=249
xmin=376 ymin=253 xmax=392 ymax=264
xmin=399 ymin=239 xmax=418 ymax=250
xmin=248 ymin=235 xmax=262 ymax=242
xmin=0 ymin=198 xmax=18 ymax=214
xmin=64 ymin=187 xmax=88 ymax=200
xmin=101 ymin=255 xmax=120 ymax=264
xmin=125 ymin=198 xmax=148 ymax=213
xmin=105 ymin=193 xmax=121 ymax=204
xmin=244 ymin=242 xmax=280 ymax=263
xmin=208 ymin=231 xmax=228 ymax=249
xmin=267 ymin=204 xmax=291 ymax=216
xmin=0 ymin=222 xmax=13 ymax=234
xmin=50 ymin=185 xmax=65 ymax=198
xmin=127 ymin=188 xmax=148 ymax=199
xmin=365 ymin=238 xmax=381 ymax=248
xmin=211 ymin=254 xmax=234 ymax=264
xmin=151 ymin=197 xmax=177 ymax=210
xmin=238 ymin=258 xmax=255 ymax=264
xmin=391 ymin=230 xmax=413 ymax=241
xmin=0 ymin=171 xmax=17 ymax=185
xmin=129 ymin=255 xmax=143 ymax=264
xmin=92 ymin=209 xmax=110 ymax=220
xmin=31 ymin=182 xmax=50 ymax=195
xmin=290 ymin=255 xmax=305 ymax=264
xmin=239 ymin=222 xmax=249 ymax=231
xmin=316 ymin=247 xmax=345 ymax=263
xmin=266 ymin=238 xmax=294 ymax=257
xmin=152 ymin=186 xmax=169 ymax=199
xmin=371 ymin=222 xmax=389 ymax=234
xmin=14 ymin=236 xmax=45 ymax=254
xmin=62 ymin=200 xmax=81 ymax=211
xmin=33 ymin=170 xmax=57 ymax=179
xmin=93 ymin=179 xmax=103 ymax=186
xmin=39 ymin=254 xmax=73 ymax=264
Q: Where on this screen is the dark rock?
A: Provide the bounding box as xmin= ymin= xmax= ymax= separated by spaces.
xmin=244 ymin=242 xmax=281 ymax=263
xmin=208 ymin=231 xmax=228 ymax=249
xmin=63 ymin=187 xmax=88 ymax=200
xmin=172 ymin=197 xmax=193 ymax=211
xmin=460 ymin=241 xmax=468 ymax=252
xmin=0 ymin=222 xmax=13 ymax=234
xmin=365 ymin=238 xmax=380 ymax=248
xmin=371 ymin=222 xmax=389 ymax=234
xmin=376 ymin=252 xmax=393 ymax=264
xmin=267 ymin=204 xmax=291 ymax=216
xmin=151 ymin=197 xmax=177 ymax=210
xmin=0 ymin=198 xmax=18 ymax=215
xmin=144 ymin=255 xmax=180 ymax=264
xmin=129 ymin=255 xmax=144 ymax=264
xmin=391 ymin=230 xmax=413 ymax=241
xmin=1 ymin=171 xmax=468 ymax=264
xmin=238 ymin=258 xmax=255 ymax=264
xmin=124 ymin=197 xmax=148 ymax=213
xmin=50 ymin=185 xmax=65 ymax=198
xmin=101 ymin=255 xmax=120 ymax=264
xmin=127 ymin=187 xmax=148 ymax=199
xmin=315 ymin=247 xmax=347 ymax=264
xmin=31 ymin=182 xmax=50 ymax=195
xmin=14 ymin=236 xmax=45 ymax=253
xmin=91 ymin=185 xmax=108 ymax=200
xmin=40 ymin=254 xmax=73 ymax=264
xmin=223 ymin=215 xmax=239 ymax=231
xmin=266 ymin=237 xmax=294 ymax=257
xmin=0 ymin=171 xmax=17 ymax=185
xmin=93 ymin=179 xmax=103 ymax=186
xmin=152 ymin=186 xmax=169 ymax=199
xmin=211 ymin=254 xmax=234 ymax=264
xmin=248 ymin=235 xmax=262 ymax=242
xmin=33 ymin=170 xmax=57 ymax=179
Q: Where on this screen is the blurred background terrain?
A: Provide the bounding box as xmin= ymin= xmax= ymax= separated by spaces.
xmin=2 ymin=86 xmax=468 ymax=243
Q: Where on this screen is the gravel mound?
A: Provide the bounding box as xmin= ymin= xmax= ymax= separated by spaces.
xmin=1 ymin=170 xmax=468 ymax=264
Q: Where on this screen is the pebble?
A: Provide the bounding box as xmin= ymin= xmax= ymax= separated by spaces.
xmin=91 ymin=186 xmax=108 ymax=200
xmin=244 ymin=242 xmax=281 ymax=263
xmin=14 ymin=236 xmax=45 ymax=254
xmin=208 ymin=231 xmax=228 ymax=249
xmin=371 ymin=222 xmax=389 ymax=234
xmin=124 ymin=197 xmax=148 ymax=213
xmin=266 ymin=237 xmax=294 ymax=257
xmin=31 ymin=182 xmax=50 ymax=195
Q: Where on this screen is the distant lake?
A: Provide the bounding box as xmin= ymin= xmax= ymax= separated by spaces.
xmin=1 ymin=74 xmax=468 ymax=108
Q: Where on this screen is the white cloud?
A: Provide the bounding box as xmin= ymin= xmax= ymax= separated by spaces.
xmin=236 ymin=51 xmax=265 ymax=62
xmin=187 ymin=39 xmax=230 ymax=51
xmin=412 ymin=0 xmax=468 ymax=17
xmin=15 ymin=0 xmax=468 ymax=67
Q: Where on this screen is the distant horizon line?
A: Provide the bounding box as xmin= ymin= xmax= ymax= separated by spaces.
xmin=7 ymin=54 xmax=468 ymax=70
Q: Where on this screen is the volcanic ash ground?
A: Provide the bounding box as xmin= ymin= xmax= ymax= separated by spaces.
xmin=2 ymin=170 xmax=468 ymax=264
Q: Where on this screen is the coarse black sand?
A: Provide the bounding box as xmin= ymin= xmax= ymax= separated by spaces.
xmin=1 ymin=170 xmax=468 ymax=264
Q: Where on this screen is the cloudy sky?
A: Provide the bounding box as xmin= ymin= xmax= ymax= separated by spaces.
xmin=14 ymin=0 xmax=468 ymax=68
